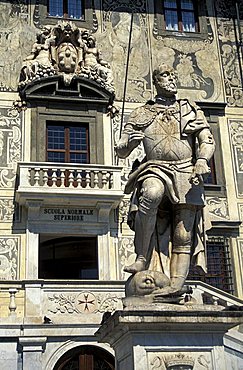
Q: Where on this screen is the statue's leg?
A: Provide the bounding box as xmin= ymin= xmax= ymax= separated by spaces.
xmin=170 ymin=205 xmax=197 ymax=292
xmin=124 ymin=177 xmax=165 ymax=274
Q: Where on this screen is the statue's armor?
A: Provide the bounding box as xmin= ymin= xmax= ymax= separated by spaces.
xmin=123 ymin=99 xmax=211 ymax=206
xmin=142 ymin=103 xmax=193 ymax=161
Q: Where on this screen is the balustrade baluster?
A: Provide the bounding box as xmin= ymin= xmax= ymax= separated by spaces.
xmin=8 ymin=288 xmax=17 ymax=316
xmin=94 ymin=170 xmax=99 ymax=188
xmin=34 ymin=168 xmax=40 ymax=186
xmin=85 ymin=170 xmax=91 ymax=188
xmin=52 ymin=169 xmax=57 ymax=187
xmin=109 ymin=172 xmax=113 ymax=189
xmin=69 ymin=170 xmax=74 ymax=188
xmin=101 ymin=171 xmax=108 ymax=189
xmin=76 ymin=171 xmax=82 ymax=187
xmin=212 ymin=296 xmax=219 ymax=306
xmin=60 ymin=169 xmax=65 ymax=187
xmin=43 ymin=168 xmax=48 ymax=187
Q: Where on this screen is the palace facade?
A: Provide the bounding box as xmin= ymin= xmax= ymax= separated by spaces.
xmin=1 ymin=1 xmax=243 ymax=369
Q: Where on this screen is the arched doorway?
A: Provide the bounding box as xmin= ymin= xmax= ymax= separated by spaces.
xmin=53 ymin=345 xmax=115 ymax=370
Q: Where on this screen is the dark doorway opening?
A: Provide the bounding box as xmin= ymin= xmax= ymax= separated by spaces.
xmin=39 ymin=237 xmax=98 ymax=279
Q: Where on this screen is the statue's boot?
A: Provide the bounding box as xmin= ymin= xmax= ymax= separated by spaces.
xmin=124 ymin=205 xmax=158 ymax=274
xmin=170 ymin=252 xmax=191 ymax=293
xmin=152 ymin=252 xmax=191 ymax=297
xmin=124 ymin=255 xmax=146 ymax=274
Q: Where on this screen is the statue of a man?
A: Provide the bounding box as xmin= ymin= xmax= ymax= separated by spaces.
xmin=116 ymin=64 xmax=215 ymax=296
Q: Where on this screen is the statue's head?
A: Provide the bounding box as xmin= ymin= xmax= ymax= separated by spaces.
xmin=152 ymin=64 xmax=178 ymax=97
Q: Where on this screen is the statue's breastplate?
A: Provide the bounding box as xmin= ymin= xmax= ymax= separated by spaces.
xmin=143 ymin=111 xmax=193 ymax=161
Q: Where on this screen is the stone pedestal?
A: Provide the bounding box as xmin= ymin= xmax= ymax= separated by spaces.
xmin=96 ymin=304 xmax=243 ymax=370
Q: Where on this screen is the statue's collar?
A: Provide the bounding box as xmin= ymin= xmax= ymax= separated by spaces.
xmin=154 ymin=95 xmax=177 ymax=106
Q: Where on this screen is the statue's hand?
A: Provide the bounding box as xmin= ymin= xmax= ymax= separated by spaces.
xmin=194 ymin=158 xmax=210 ymax=175
xmin=189 ymin=159 xmax=210 ymax=185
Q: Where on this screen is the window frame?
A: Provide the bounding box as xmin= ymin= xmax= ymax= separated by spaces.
xmin=188 ymin=237 xmax=234 ymax=295
xmin=47 ymin=0 xmax=85 ymax=20
xmin=154 ymin=0 xmax=208 ymax=39
xmin=31 ymin=103 xmax=105 ymax=165
xmin=197 ymin=103 xmax=226 ymax=196
xmin=163 ymin=0 xmax=199 ymax=33
xmin=39 ymin=0 xmax=93 ymax=29
xmin=46 ymin=121 xmax=90 ymax=164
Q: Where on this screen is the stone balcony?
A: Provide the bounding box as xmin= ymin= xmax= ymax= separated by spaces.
xmin=16 ymin=162 xmax=124 ymax=207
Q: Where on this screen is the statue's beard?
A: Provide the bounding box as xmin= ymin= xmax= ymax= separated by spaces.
xmin=161 ymin=82 xmax=177 ymax=93
xmin=156 ymin=82 xmax=177 ymax=96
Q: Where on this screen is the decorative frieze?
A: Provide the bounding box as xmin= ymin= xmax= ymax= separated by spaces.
xmin=0 ymin=1 xmax=35 ymax=91
xmin=206 ymin=197 xmax=229 ymax=219
xmin=118 ymin=237 xmax=135 ymax=280
xmin=239 ymin=239 xmax=243 ymax=259
xmin=238 ymin=204 xmax=243 ymax=221
xmin=47 ymin=291 xmax=122 ymax=315
xmin=0 ymin=237 xmax=19 ymax=280
xmin=215 ymin=0 xmax=243 ymax=107
xmin=101 ymin=0 xmax=151 ymax=102
xmin=0 ymin=107 xmax=22 ymax=189
xmin=0 ymin=198 xmax=15 ymax=222
xmin=228 ymin=119 xmax=243 ymax=196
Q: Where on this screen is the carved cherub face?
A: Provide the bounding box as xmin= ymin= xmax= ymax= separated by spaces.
xmin=87 ymin=36 xmax=96 ymax=48
xmin=153 ymin=64 xmax=178 ymax=97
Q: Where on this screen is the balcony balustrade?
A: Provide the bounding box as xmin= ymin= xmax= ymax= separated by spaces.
xmin=16 ymin=162 xmax=124 ymax=206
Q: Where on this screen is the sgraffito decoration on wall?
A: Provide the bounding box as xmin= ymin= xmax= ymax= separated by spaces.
xmin=118 ymin=236 xmax=135 ymax=280
xmin=0 ymin=108 xmax=22 ymax=189
xmin=0 ymin=198 xmax=15 ymax=223
xmin=0 ymin=1 xmax=36 ymax=91
xmin=113 ymin=111 xmax=145 ymax=189
xmin=99 ymin=0 xmax=152 ymax=102
xmin=206 ymin=197 xmax=230 ymax=220
xmin=238 ymin=241 xmax=243 ymax=282
xmin=99 ymin=0 xmax=223 ymax=103
xmin=228 ymin=119 xmax=243 ymax=197
xmin=239 ymin=204 xmax=243 ymax=221
xmin=0 ymin=237 xmax=20 ymax=280
xmin=215 ymin=0 xmax=243 ymax=107
xmin=151 ymin=1 xmax=222 ymax=102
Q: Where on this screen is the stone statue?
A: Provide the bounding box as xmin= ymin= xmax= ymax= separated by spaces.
xmin=19 ymin=26 xmax=56 ymax=87
xmin=116 ymin=64 xmax=215 ymax=300
xmin=81 ymin=35 xmax=114 ymax=92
